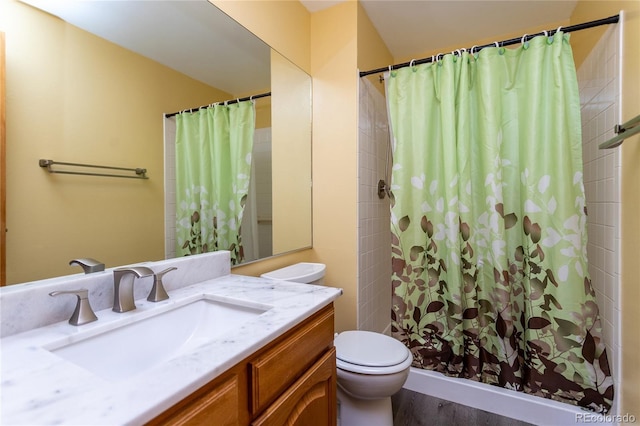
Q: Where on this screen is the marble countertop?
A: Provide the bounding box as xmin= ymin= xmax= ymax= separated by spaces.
xmin=0 ymin=274 xmax=342 ymax=425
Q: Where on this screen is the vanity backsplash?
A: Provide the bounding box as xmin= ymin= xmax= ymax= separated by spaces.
xmin=0 ymin=252 xmax=231 ymax=337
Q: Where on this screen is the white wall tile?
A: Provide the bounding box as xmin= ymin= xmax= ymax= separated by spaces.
xmin=357 ymin=78 xmax=392 ymax=333
xmin=577 ymin=25 xmax=620 ymax=398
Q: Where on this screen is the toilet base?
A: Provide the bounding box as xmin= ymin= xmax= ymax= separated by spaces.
xmin=337 ymin=386 xmax=392 ymax=426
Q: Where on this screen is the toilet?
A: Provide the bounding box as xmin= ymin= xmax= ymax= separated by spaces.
xmin=261 ymin=263 xmax=412 ymax=426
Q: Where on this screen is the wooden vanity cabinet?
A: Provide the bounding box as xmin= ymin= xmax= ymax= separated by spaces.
xmin=150 ymin=372 xmax=245 ymax=426
xmin=251 ymin=348 xmax=336 ymax=426
xmin=148 ymin=303 xmax=336 ymax=426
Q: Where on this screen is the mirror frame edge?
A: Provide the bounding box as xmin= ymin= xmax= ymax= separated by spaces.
xmin=1 ymin=31 xmax=6 ymax=286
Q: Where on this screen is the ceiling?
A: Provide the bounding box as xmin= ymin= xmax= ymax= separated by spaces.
xmin=302 ymin=0 xmax=578 ymax=60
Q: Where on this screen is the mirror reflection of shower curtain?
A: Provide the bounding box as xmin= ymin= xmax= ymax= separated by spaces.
xmin=164 ymin=115 xmax=268 ymax=263
xmin=174 ymin=101 xmax=255 ymax=265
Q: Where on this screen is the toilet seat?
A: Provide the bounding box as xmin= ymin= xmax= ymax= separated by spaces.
xmin=335 ymin=331 xmax=412 ymax=375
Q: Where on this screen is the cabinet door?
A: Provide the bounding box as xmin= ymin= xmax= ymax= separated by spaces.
xmin=147 ymin=374 xmax=240 ymax=426
xmin=252 ymin=348 xmax=336 ymax=426
xmin=250 ymin=305 xmax=334 ymax=415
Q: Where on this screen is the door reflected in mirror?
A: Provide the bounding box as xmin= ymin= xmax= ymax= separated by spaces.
xmin=1 ymin=0 xmax=311 ymax=284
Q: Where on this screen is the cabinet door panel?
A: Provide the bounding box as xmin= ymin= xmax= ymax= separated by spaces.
xmin=252 ymin=347 xmax=337 ymax=426
xmin=148 ymin=374 xmax=240 ymax=426
xmin=250 ymin=305 xmax=334 ymax=415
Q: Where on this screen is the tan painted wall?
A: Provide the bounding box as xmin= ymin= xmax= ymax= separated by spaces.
xmin=571 ymin=1 xmax=640 ymax=418
xmin=310 ymin=1 xmax=359 ymax=332
xmin=357 ymin=2 xmax=393 ymax=92
xmin=2 ymin=0 xmax=229 ymax=284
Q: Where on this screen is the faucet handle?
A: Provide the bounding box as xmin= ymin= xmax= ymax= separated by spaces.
xmin=147 ymin=267 xmax=177 ymax=302
xmin=49 ymin=289 xmax=98 ymax=326
xmin=69 ymin=258 xmax=105 ymax=274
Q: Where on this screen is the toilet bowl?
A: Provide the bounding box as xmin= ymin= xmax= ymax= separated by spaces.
xmin=261 ymin=263 xmax=412 ymax=426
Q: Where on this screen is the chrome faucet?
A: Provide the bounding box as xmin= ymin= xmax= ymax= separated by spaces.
xmin=69 ymin=258 xmax=105 ymax=274
xmin=49 ymin=289 xmax=98 ymax=326
xmin=112 ymin=267 xmax=154 ymax=313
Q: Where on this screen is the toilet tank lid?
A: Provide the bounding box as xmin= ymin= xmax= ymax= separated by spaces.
xmin=260 ymin=262 xmax=326 ymax=283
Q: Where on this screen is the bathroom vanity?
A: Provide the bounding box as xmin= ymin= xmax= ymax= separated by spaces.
xmin=0 ymin=252 xmax=342 ymax=425
xmin=150 ymin=304 xmax=336 ymax=425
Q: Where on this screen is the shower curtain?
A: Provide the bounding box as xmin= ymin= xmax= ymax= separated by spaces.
xmin=386 ymin=33 xmax=613 ymax=413
xmin=175 ymin=101 xmax=255 ymax=265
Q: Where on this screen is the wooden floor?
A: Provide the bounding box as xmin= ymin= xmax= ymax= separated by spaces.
xmin=392 ymin=388 xmax=535 ymax=426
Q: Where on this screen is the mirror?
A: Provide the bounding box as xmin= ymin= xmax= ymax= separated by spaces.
xmin=0 ymin=0 xmax=312 ymax=285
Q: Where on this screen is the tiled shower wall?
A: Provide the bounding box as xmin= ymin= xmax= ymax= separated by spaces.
xmin=357 ymin=77 xmax=392 ymax=334
xmin=576 ymin=24 xmax=621 ymax=396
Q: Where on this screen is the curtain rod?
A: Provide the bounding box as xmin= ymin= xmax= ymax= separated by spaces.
xmin=164 ymin=91 xmax=271 ymax=118
xmin=359 ymin=14 xmax=620 ymax=78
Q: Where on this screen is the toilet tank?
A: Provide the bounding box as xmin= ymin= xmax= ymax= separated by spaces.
xmin=260 ymin=263 xmax=326 ymax=285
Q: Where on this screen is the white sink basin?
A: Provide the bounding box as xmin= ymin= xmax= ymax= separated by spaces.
xmin=46 ymin=298 xmax=268 ymax=381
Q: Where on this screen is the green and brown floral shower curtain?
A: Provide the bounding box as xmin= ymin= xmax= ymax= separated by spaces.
xmin=175 ymin=101 xmax=255 ymax=264
xmin=386 ymin=33 xmax=613 ymax=413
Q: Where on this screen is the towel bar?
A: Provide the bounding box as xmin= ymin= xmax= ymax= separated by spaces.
xmin=599 ymin=114 xmax=640 ymax=149
xmin=39 ymin=159 xmax=148 ymax=179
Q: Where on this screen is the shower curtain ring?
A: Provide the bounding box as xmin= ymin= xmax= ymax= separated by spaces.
xmin=521 ymin=34 xmax=528 ymax=44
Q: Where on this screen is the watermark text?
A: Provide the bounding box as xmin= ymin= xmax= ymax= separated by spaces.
xmin=576 ymin=413 xmax=637 ymax=423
